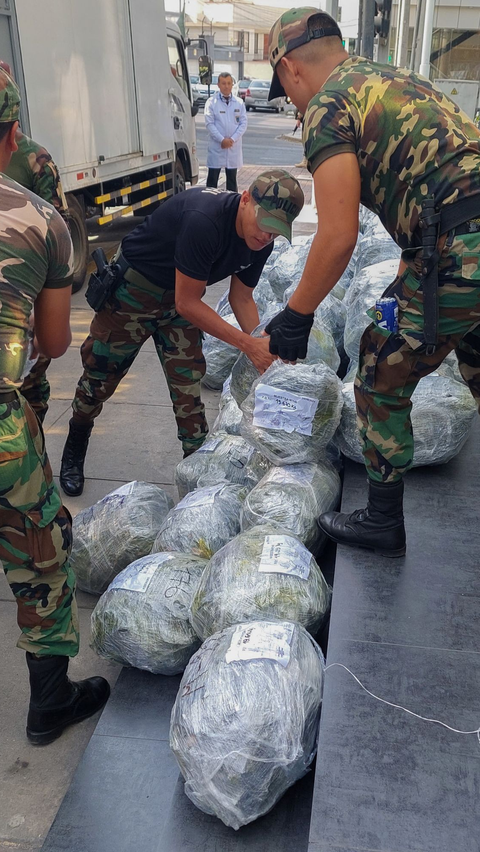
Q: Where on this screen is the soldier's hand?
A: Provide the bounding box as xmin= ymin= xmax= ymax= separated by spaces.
xmin=243 ymin=336 xmax=276 ymax=374
xmin=264 ymin=305 xmax=314 ymax=362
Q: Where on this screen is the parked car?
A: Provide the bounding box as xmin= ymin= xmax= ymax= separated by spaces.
xmin=233 ymin=78 xmax=251 ymax=101
xmin=245 ymin=80 xmax=284 ymax=112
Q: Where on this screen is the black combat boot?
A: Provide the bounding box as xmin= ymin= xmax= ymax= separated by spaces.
xmin=60 ymin=419 xmax=93 ymax=496
xmin=26 ymin=653 xmax=110 ymax=745
xmin=317 ymin=479 xmax=406 ymax=558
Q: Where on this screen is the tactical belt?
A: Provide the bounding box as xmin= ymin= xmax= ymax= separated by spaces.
xmin=113 ymin=249 xmax=160 ymax=295
xmin=419 ymin=194 xmax=480 ymax=353
xmin=0 ymin=390 xmax=17 ymax=403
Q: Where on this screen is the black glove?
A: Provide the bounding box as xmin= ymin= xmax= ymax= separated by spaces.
xmin=264 ymin=305 xmax=314 ymax=362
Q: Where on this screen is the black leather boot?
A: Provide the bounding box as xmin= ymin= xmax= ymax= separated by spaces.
xmin=60 ymin=419 xmax=93 ymax=496
xmin=317 ymin=479 xmax=406 ymax=558
xmin=26 ymin=653 xmax=110 ymax=745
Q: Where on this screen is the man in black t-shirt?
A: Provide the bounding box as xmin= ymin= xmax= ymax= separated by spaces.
xmin=60 ymin=170 xmax=304 ymax=496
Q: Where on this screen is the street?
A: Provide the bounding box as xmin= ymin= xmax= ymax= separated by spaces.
xmin=195 ymin=108 xmax=302 ymax=167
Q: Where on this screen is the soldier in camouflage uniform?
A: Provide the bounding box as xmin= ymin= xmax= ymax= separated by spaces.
xmin=0 ymin=59 xmax=69 ymax=424
xmin=265 ymin=7 xmax=480 ymax=556
xmin=60 ymin=170 xmax=304 ymax=497
xmin=0 ymin=68 xmax=109 ymax=744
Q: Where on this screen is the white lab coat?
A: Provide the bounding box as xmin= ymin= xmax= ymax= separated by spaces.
xmin=204 ymin=91 xmax=247 ymax=169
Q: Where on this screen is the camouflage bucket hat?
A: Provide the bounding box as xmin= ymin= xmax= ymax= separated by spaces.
xmin=268 ymin=7 xmax=342 ymax=99
xmin=0 ymin=67 xmax=20 ymax=123
xmin=249 ymin=169 xmax=304 ymax=242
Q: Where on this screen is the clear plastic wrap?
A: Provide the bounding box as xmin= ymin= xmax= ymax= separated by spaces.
xmin=354 ymin=233 xmax=401 ymax=276
xmin=283 ymin=283 xmax=347 ymax=352
xmin=267 ymin=236 xmax=314 ymax=300
xmin=240 ymin=361 xmax=343 ymax=465
xmin=230 ymin=318 xmax=339 ymax=408
xmin=152 ymin=482 xmax=245 ymax=559
xmin=241 ymin=461 xmax=341 ymax=549
xmin=90 ymin=552 xmax=207 ymax=675
xmin=334 ymin=373 xmax=477 ymax=466
xmin=202 ymin=312 xmax=241 ymax=390
xmin=71 ymin=482 xmax=174 ymax=595
xmin=211 ymin=394 xmax=242 ymax=436
xmin=170 ymin=620 xmax=324 ymax=830
xmin=175 ymin=433 xmax=270 ymax=498
xmin=215 ymin=290 xmax=232 ymax=318
xmin=343 ymin=260 xmax=399 ymax=363
xmin=190 ymin=524 xmax=331 ymax=640
xmin=343 ymin=258 xmax=398 ymax=309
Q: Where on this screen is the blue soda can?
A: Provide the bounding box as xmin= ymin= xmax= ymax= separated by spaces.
xmin=375 ymin=297 xmax=398 ymax=332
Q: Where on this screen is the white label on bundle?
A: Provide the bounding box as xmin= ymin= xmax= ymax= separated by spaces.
xmin=175 ymin=483 xmax=225 ymax=510
xmin=267 ymin=463 xmax=315 ymax=486
xmin=227 ymin=443 xmax=254 ymax=469
xmin=225 ymin=622 xmax=295 ymax=668
xmin=110 ymin=554 xmax=174 ymax=593
xmin=252 ymin=384 xmax=318 ymax=436
xmin=259 ymin=535 xmax=311 ymax=579
xmin=196 ymin=437 xmax=223 ymax=454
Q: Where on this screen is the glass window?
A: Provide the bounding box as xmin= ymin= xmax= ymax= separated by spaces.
xmin=430 ymin=29 xmax=480 ymax=80
xmin=167 ymin=35 xmax=189 ymax=97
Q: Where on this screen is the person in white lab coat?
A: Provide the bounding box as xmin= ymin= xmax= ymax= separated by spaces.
xmin=204 ymin=72 xmax=247 ymax=192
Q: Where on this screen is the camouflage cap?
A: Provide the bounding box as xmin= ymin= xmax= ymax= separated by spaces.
xmin=0 ymin=67 xmax=20 ymax=123
xmin=268 ymin=7 xmax=342 ymax=99
xmin=249 ymin=169 xmax=304 ymax=242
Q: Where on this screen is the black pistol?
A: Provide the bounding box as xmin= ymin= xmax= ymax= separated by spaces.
xmin=85 ymin=248 xmax=119 ymax=312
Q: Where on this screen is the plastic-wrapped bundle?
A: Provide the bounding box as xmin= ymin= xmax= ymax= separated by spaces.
xmin=90 ymin=552 xmax=206 ymax=675
xmin=240 ymin=361 xmax=343 ymax=465
xmin=230 ymin=318 xmax=339 ymax=408
xmin=170 ymin=620 xmax=324 ymax=830
xmin=343 ymin=261 xmax=399 ymax=363
xmin=268 ymin=236 xmax=314 ymax=300
xmin=211 ymin=393 xmax=242 ymax=436
xmin=334 ymin=373 xmax=477 ymax=466
xmin=175 ymin=433 xmax=270 ymax=498
xmin=354 ymin=232 xmax=401 ymax=276
xmin=344 ymin=258 xmax=398 ymax=309
xmin=283 ymin=283 xmax=346 ymax=352
xmin=215 ymin=290 xmax=231 ymax=318
xmin=190 ymin=524 xmax=331 ymax=640
xmin=241 ymin=462 xmax=341 ymax=549
xmin=202 ymin=312 xmax=241 ymax=390
xmin=153 ymin=483 xmax=245 ymax=559
xmin=71 ymin=482 xmax=174 ymax=595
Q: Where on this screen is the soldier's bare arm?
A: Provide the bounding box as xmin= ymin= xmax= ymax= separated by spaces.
xmin=175 ymin=271 xmax=274 ymax=373
xmin=228 ymin=273 xmax=260 ymax=334
xmin=288 ymin=152 xmax=360 ymax=314
xmin=34 ymin=285 xmax=72 ymax=358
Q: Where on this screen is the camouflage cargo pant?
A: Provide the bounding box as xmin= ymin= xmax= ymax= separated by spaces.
xmin=0 ymin=394 xmax=79 ymax=656
xmin=20 ymin=355 xmax=51 ymax=423
xmin=355 ymin=228 xmax=480 ymax=483
xmin=72 ymin=275 xmax=209 ymax=454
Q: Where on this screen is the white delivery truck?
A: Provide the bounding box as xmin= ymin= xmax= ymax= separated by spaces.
xmin=0 ymin=0 xmax=199 ymax=290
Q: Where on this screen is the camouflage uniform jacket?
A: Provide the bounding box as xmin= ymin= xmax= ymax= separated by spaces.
xmin=0 ymin=174 xmax=73 ymax=391
xmin=303 ymin=56 xmax=480 ymax=249
xmin=5 ymin=129 xmax=68 ymax=218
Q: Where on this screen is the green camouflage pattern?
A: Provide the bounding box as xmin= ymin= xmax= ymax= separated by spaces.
xmin=21 ymin=355 xmax=51 ymax=422
xmin=6 ymin=130 xmax=68 ymax=217
xmin=250 ymin=168 xmax=304 ymax=241
xmin=0 ymin=174 xmax=73 ymax=391
xmin=0 ymin=395 xmax=79 ymax=656
xmin=267 ymin=7 xmax=340 ymax=97
xmin=72 ymin=277 xmax=209 ymax=455
xmin=303 ymin=57 xmax=480 ymax=249
xmin=355 ymin=232 xmax=480 ymax=483
xmin=0 ymin=67 xmax=20 ymax=122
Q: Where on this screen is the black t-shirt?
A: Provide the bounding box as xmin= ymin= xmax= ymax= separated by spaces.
xmin=121 ymin=187 xmax=273 ymax=290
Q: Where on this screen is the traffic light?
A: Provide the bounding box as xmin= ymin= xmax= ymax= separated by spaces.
xmin=374 ymin=0 xmax=391 ymax=40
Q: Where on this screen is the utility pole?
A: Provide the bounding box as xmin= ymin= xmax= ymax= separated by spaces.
xmin=419 ymin=0 xmax=435 ymax=78
xmin=357 ymin=0 xmax=364 ymax=54
xmin=362 ymin=0 xmax=376 ymax=59
xmin=410 ymin=0 xmax=425 ymax=70
xmin=324 ymin=0 xmax=339 ymax=19
xmin=396 ymin=0 xmax=411 ymax=67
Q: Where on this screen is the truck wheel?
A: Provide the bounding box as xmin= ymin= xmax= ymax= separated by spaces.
xmin=175 ymin=158 xmax=186 ymax=194
xmin=65 ymin=194 xmax=88 ymax=294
